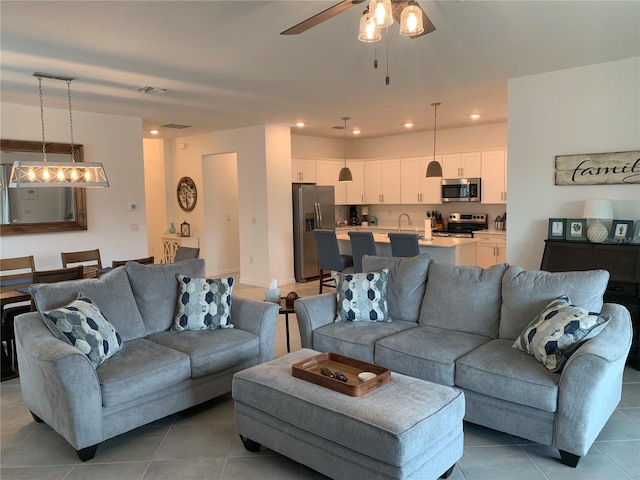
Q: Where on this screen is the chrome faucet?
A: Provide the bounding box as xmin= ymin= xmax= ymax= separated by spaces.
xmin=397 ymin=213 xmax=412 ymax=232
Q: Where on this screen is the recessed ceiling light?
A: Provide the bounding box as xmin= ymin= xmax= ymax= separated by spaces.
xmin=352 ymin=129 xmax=361 ymax=135
xmin=296 ymin=121 xmax=305 ymax=127
xmin=470 ymin=114 xmax=481 ymax=120
xmin=404 ymin=122 xmax=414 ymax=128
xmin=150 ymin=129 xmax=159 ymax=135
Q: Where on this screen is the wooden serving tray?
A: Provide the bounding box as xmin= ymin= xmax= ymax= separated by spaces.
xmin=292 ymin=352 xmax=390 ymax=396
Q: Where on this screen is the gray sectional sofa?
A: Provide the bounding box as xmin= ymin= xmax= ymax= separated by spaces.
xmin=14 ymin=259 xmax=279 ymax=461
xmin=294 ymin=254 xmax=633 ymax=467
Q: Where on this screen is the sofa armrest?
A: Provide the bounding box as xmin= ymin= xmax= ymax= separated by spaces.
xmin=14 ymin=312 xmax=104 ymax=450
xmin=554 ymin=303 xmax=632 ymax=456
xmin=231 ymin=296 xmax=279 ymax=363
xmin=294 ymin=293 xmax=337 ymax=349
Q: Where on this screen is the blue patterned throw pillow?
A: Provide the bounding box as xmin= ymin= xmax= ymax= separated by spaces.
xmin=333 ymin=269 xmax=389 ymax=322
xmin=513 ymin=296 xmax=610 ymax=372
xmin=42 ymin=293 xmax=122 ymax=368
xmin=172 ymin=275 xmax=235 ymax=332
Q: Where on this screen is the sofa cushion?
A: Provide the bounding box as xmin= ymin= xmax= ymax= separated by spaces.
xmin=362 ymin=254 xmax=430 ymax=322
xmin=30 ymin=267 xmax=146 ymax=341
xmin=172 ymin=275 xmax=235 ymax=331
xmin=455 ymin=339 xmax=560 ymax=412
xmin=313 ymin=320 xmax=418 ymax=363
xmin=146 ymin=328 xmax=259 ymax=378
xmin=42 ymin=293 xmax=123 ymax=368
xmin=513 ymin=296 xmax=611 ymax=372
xmin=333 ymin=269 xmax=389 ymax=322
xmin=97 ymin=338 xmax=191 ymax=407
xmin=419 ymin=263 xmax=508 ymax=339
xmin=375 ymin=326 xmax=491 ymax=387
xmin=126 ymin=258 xmax=205 ymax=334
xmin=499 ymin=266 xmax=610 ymax=340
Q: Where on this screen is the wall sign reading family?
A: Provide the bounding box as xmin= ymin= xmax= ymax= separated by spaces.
xmin=554 ymin=150 xmax=640 ymax=185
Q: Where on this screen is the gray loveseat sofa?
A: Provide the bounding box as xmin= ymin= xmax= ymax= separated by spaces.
xmin=14 ymin=258 xmax=279 ymax=461
xmin=294 ymin=254 xmax=633 ymax=467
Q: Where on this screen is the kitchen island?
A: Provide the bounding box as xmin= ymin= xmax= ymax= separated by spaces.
xmin=336 ymin=232 xmax=478 ymax=266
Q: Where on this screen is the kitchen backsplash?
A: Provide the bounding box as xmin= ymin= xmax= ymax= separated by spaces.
xmin=336 ymin=204 xmax=507 ymax=231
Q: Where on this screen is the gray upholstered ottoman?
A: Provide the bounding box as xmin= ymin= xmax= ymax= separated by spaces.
xmin=232 ymin=349 xmax=464 ymax=480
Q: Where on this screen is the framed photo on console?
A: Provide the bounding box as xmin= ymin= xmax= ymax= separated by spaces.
xmin=632 ymin=221 xmax=640 ymax=244
xmin=548 ymin=218 xmax=566 ymax=240
xmin=609 ymin=220 xmax=633 ymax=242
xmin=565 ymin=219 xmax=587 ymax=241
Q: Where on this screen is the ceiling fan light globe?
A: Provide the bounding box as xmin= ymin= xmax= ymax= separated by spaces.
xmin=358 ymin=12 xmax=382 ymax=42
xmin=370 ymin=0 xmax=393 ymax=27
xmin=400 ymin=5 xmax=424 ymax=36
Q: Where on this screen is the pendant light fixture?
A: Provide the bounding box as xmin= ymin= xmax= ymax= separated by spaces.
xmin=370 ymin=0 xmax=393 ymax=28
xmin=358 ymin=7 xmax=382 ymax=42
xmin=9 ymin=72 xmax=109 ymax=188
xmin=338 ymin=116 xmax=353 ymax=182
xmin=425 ymin=102 xmax=443 ymax=177
xmin=399 ymin=0 xmax=425 ymax=36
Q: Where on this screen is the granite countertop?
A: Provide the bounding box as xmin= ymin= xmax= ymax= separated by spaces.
xmin=474 ymin=229 xmax=507 ymax=236
xmin=336 ymin=232 xmax=478 ymax=248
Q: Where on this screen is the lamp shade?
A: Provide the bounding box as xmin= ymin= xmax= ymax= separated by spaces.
xmin=582 ymin=199 xmax=614 ymax=219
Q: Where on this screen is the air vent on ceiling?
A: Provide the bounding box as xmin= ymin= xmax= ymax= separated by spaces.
xmin=160 ymin=123 xmax=193 ymax=129
xmin=136 ymin=85 xmax=169 ymax=95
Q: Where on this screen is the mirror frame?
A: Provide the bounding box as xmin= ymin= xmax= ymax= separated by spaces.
xmin=1 ymin=139 xmax=87 ymax=235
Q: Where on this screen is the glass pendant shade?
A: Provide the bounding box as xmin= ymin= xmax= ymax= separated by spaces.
xmin=358 ymin=11 xmax=382 ymax=42
xmin=399 ymin=4 xmax=424 ymax=36
xmin=369 ymin=0 xmax=393 ymax=27
xmin=339 ymin=166 xmax=353 ymax=182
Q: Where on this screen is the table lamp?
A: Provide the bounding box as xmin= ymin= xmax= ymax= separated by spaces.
xmin=582 ymin=199 xmax=614 ymax=243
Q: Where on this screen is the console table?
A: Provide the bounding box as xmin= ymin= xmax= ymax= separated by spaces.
xmin=541 ymin=240 xmax=640 ymax=369
xmin=161 ymin=234 xmax=199 ymax=263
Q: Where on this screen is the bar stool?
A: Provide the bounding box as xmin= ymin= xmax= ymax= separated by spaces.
xmin=348 ymin=231 xmax=377 ymax=273
xmin=312 ymin=229 xmax=354 ymax=293
xmin=388 ymin=233 xmax=420 ymax=257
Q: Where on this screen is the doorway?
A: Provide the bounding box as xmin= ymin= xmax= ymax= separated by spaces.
xmin=202 ymin=153 xmax=240 ymax=276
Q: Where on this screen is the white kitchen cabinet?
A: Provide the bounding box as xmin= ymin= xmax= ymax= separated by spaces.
xmin=345 ymin=160 xmax=365 ymax=205
xmin=442 ymin=152 xmax=481 ymax=179
xmin=364 ymin=159 xmax=401 ymax=204
xmin=316 ymin=159 xmax=339 ymax=186
xmin=291 ymin=158 xmax=316 ymax=183
xmin=481 ymin=150 xmax=507 ymax=204
xmin=474 ymin=232 xmax=506 ymax=268
xmin=400 ymin=156 xmax=442 ymax=204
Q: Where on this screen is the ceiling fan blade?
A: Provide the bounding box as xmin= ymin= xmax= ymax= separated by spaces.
xmin=391 ymin=1 xmax=436 ymax=39
xmin=281 ymin=0 xmax=366 ymax=35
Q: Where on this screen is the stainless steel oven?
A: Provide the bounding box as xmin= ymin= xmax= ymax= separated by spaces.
xmin=441 ymin=178 xmax=481 ymax=202
xmin=431 ymin=213 xmax=488 ymax=238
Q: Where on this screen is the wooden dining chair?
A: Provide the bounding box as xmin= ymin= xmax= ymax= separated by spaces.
xmin=30 ymin=266 xmax=85 ymax=310
xmin=111 ymin=256 xmax=155 ymax=268
xmin=1 ymin=256 xmax=36 ymax=378
xmin=61 ymin=249 xmax=102 ymax=269
xmin=173 ymin=247 xmax=199 ymax=262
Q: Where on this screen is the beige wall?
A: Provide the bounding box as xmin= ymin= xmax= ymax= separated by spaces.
xmin=508 ymin=57 xmax=640 ymax=269
xmin=1 ymin=103 xmax=148 ymax=269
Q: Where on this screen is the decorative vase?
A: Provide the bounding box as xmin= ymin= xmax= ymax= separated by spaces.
xmin=169 ymin=223 xmax=176 ymax=234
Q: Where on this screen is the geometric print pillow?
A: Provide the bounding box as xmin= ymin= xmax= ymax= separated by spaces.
xmin=512 ymin=296 xmax=611 ymax=372
xmin=41 ymin=293 xmax=123 ymax=368
xmin=332 ymin=269 xmax=389 ymax=323
xmin=171 ymin=275 xmax=235 ymax=332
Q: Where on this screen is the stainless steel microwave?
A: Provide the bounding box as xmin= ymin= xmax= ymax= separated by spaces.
xmin=441 ymin=178 xmax=481 ymax=202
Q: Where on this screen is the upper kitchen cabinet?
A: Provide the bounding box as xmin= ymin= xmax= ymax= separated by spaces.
xmin=364 ymin=159 xmax=401 ymax=205
xmin=442 ymin=152 xmax=481 ymax=179
xmin=400 ymin=156 xmax=442 ymax=204
xmin=291 ymin=158 xmax=316 ymax=183
xmin=481 ymin=150 xmax=507 ymax=204
xmin=316 ymin=159 xmax=347 ymax=204
xmin=345 ymin=160 xmax=365 ymax=205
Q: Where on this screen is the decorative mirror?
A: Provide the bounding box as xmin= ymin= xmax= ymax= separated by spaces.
xmin=0 ymin=140 xmax=87 ymax=235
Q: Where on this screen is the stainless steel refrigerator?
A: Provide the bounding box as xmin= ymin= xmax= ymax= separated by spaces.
xmin=292 ymin=184 xmax=335 ymax=282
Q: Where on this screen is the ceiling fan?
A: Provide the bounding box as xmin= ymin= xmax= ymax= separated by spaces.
xmin=281 ymin=0 xmax=436 ymax=39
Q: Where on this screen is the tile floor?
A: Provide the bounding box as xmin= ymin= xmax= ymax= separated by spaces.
xmin=1 ymin=277 xmax=639 ymax=480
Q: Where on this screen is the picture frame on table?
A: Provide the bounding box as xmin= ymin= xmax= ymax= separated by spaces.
xmin=565 ymin=219 xmax=587 ymax=241
xmin=631 ymin=221 xmax=640 ymax=244
xmin=548 ymin=218 xmax=566 ymax=240
xmin=609 ymin=220 xmax=634 ymax=242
